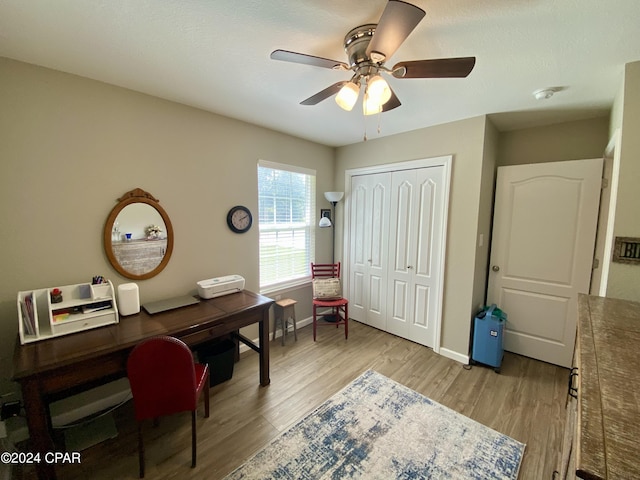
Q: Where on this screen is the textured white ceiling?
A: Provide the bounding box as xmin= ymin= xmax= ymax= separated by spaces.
xmin=1 ymin=0 xmax=639 ymax=147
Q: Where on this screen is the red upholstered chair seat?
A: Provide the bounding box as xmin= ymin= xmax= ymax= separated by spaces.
xmin=127 ymin=336 xmax=210 ymax=478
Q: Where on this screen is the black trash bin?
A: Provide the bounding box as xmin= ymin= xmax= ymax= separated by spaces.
xmin=196 ymin=339 xmax=235 ymax=386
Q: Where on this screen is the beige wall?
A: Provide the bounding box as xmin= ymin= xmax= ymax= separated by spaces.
xmin=607 ymin=61 xmax=640 ymax=300
xmin=336 ymin=116 xmax=489 ymax=359
xmin=497 ymin=116 xmax=610 ymax=167
xmin=0 ymin=58 xmax=335 ymax=392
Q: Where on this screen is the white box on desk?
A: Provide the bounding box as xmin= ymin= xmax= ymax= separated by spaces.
xmin=197 ymin=275 xmax=245 ymax=299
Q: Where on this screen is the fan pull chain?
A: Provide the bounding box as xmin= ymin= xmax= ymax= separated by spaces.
xmin=363 ymin=112 xmax=368 ymax=141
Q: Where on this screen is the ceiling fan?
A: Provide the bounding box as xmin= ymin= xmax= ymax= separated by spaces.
xmin=270 ymin=0 xmax=476 ymax=115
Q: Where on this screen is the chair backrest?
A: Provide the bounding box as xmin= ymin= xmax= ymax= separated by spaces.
xmin=311 ymin=262 xmax=341 ymax=279
xmin=127 ymin=336 xmax=198 ymax=421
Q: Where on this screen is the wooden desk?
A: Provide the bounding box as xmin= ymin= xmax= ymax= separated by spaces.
xmin=12 ymin=290 xmax=273 ymax=480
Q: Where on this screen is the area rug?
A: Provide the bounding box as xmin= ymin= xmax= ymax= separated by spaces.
xmin=224 ymin=370 xmax=525 ymax=479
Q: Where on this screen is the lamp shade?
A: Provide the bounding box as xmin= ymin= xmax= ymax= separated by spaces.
xmin=318 ymin=216 xmax=332 ymax=228
xmin=367 ymin=75 xmax=391 ymax=105
xmin=363 ymin=91 xmax=383 ymax=115
xmin=335 ymin=82 xmax=360 ymax=111
xmin=324 ymin=192 xmax=344 ymax=203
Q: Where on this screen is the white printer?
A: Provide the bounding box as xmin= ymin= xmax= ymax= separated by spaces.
xmin=197 ymin=275 xmax=245 ymax=299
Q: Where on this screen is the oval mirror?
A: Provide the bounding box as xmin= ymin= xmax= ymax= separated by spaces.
xmin=103 ymin=188 xmax=174 ymax=280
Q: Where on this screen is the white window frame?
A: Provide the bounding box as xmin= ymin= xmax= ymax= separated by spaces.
xmin=258 ymin=159 xmax=316 ymax=294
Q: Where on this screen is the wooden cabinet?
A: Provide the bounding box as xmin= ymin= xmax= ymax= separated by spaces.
xmin=18 ymin=281 xmax=119 ymax=344
xmin=112 ymin=239 xmax=167 ymax=276
xmin=559 ymin=294 xmax=640 ymax=479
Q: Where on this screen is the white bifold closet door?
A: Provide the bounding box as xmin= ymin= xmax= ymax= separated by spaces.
xmin=349 ymin=173 xmax=391 ymax=331
xmin=349 ymin=166 xmax=446 ymax=348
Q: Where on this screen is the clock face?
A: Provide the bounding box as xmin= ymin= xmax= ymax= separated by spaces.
xmin=227 ymin=206 xmax=252 ymax=233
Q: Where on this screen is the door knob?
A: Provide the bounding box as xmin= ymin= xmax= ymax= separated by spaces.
xmin=492 ymin=265 xmax=500 ymax=272
xmin=407 ymin=265 xmax=413 ymax=269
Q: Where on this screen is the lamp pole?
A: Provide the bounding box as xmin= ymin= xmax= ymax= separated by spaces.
xmin=319 ymin=192 xmax=344 ymax=324
xmin=320 ymin=192 xmax=344 ymax=267
xmin=330 ymin=200 xmax=337 ymax=265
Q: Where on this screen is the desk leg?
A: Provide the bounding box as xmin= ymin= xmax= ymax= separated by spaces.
xmin=259 ymin=309 xmax=270 ymax=386
xmin=21 ymin=378 xmax=57 ymax=480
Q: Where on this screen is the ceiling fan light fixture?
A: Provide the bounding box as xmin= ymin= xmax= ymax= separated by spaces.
xmin=367 ymin=75 xmax=392 ymax=105
xmin=335 ymin=81 xmax=360 ymax=111
xmin=363 ymin=90 xmax=383 ymax=116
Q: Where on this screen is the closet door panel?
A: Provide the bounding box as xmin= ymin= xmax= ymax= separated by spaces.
xmin=415 ymin=178 xmax=436 ymax=277
xmin=387 ymin=171 xmax=416 ymax=338
xmin=391 ymin=280 xmax=409 ymax=321
xmin=367 ymin=182 xmax=387 ymax=321
xmin=352 ymin=271 xmax=365 ymax=314
xmin=392 ymin=179 xmax=414 ymax=272
xmin=409 ymin=167 xmax=445 ymax=346
xmin=413 ymin=284 xmax=431 ymax=328
xmin=349 ymin=182 xmax=368 ymax=321
xmin=369 ymin=275 xmax=383 ymax=316
xmin=349 ymin=173 xmax=390 ymax=330
xmin=370 ymin=183 xmax=387 ymax=269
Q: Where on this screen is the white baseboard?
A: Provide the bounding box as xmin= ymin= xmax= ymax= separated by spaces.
xmin=438 ymin=347 xmax=470 ymax=365
xmin=242 ymin=316 xmax=313 ymax=352
xmin=249 ymin=318 xmax=471 ymax=369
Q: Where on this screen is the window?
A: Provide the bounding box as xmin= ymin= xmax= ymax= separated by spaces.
xmin=258 ymin=160 xmax=316 ymax=292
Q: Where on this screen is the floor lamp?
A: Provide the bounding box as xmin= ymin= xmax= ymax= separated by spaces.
xmin=319 ymin=191 xmax=344 ymax=322
xmin=319 ymin=191 xmax=344 ymax=264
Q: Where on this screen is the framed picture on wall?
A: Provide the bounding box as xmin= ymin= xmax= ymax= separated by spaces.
xmin=320 ymin=209 xmax=331 ymax=222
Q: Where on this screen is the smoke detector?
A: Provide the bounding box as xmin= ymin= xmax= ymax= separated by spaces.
xmin=533 ymin=88 xmax=557 ymax=100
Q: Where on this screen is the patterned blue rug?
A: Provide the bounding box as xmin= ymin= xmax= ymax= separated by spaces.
xmin=224 ymin=370 xmax=525 ymax=479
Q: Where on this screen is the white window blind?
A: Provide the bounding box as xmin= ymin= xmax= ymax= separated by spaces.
xmin=258 ymin=160 xmax=316 ymax=291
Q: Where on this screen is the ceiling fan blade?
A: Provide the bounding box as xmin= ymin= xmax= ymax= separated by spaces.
xmin=300 ymin=82 xmax=347 ymax=105
xmin=366 ymin=0 xmax=426 ymax=61
xmin=270 ymin=49 xmax=348 ymax=70
xmin=382 ymin=87 xmax=401 ymax=112
xmin=392 ymin=57 xmax=476 ymax=78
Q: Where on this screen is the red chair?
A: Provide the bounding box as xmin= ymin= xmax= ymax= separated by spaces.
xmin=311 ymin=262 xmax=349 ymax=341
xmin=127 ymin=336 xmax=210 ymax=478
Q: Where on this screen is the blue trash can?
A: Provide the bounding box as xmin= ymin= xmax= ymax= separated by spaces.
xmin=471 ymin=304 xmax=506 ymax=373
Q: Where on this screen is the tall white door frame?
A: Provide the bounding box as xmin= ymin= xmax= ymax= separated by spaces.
xmin=343 ymin=155 xmax=452 ymax=353
xmin=591 ymin=128 xmax=621 ymax=296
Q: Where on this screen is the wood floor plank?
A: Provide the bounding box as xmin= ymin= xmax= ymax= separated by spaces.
xmin=18 ymin=320 xmax=568 ymax=480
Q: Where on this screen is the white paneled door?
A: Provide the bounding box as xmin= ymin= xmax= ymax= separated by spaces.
xmin=386 ymin=167 xmax=446 ymax=348
xmin=487 ymin=158 xmax=603 ymax=367
xmin=349 ymin=173 xmax=391 ymax=330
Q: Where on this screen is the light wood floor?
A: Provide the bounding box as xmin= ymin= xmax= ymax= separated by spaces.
xmin=21 ymin=320 xmax=568 ymax=479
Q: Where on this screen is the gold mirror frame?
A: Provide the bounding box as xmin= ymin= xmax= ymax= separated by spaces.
xmin=104 ymin=188 xmax=174 ymax=280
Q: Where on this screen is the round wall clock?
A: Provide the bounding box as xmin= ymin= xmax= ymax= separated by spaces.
xmin=227 ymin=205 xmax=253 ymax=233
